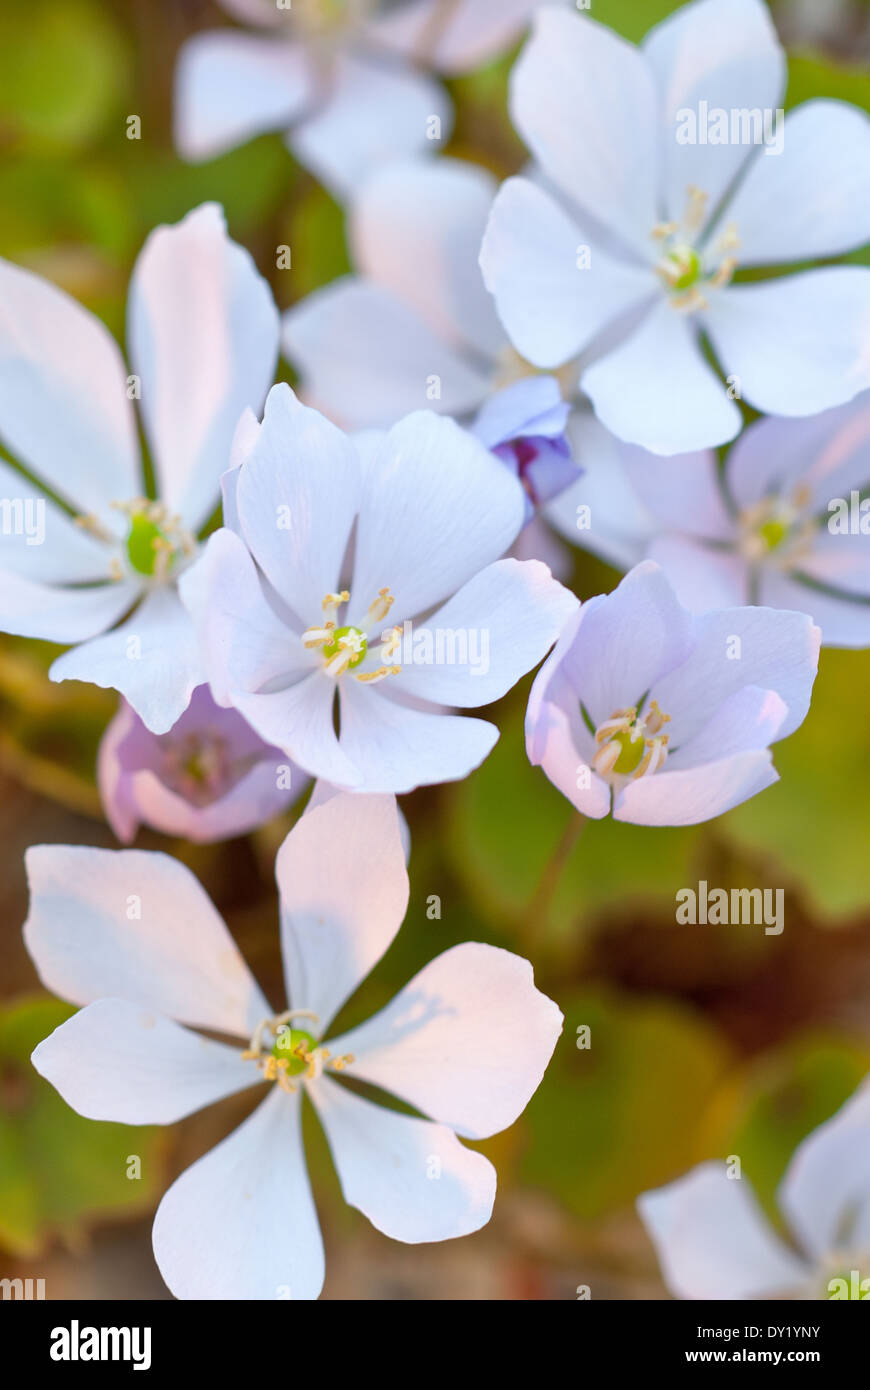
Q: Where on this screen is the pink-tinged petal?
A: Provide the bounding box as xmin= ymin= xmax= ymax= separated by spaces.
xmin=0 ymin=574 xmax=139 ymax=644
xmin=289 ymin=51 xmax=452 ymax=198
xmin=758 ymin=570 xmax=870 ymax=650
xmin=351 ymin=156 xmax=503 ymax=361
xmin=351 ymin=411 xmax=525 ymax=620
xmin=128 ymin=203 xmax=279 ymax=533
xmin=282 ymin=278 xmax=490 ymax=429
xmin=153 ymin=1087 xmax=324 ymax=1301
xmin=31 ymin=998 xmax=256 ymax=1125
xmin=326 ymin=943 xmax=563 ymax=1140
xmin=179 ymin=528 xmax=310 ymax=705
xmin=336 ymin=680 xmax=498 ymax=794
xmin=236 ymin=384 xmax=361 ymax=622
xmin=0 ymin=257 xmax=140 ymax=519
xmin=726 ymin=393 xmax=870 ymax=514
xmin=719 ymin=101 xmax=870 ymax=267
xmin=480 ymin=177 xmax=655 ymax=368
xmin=23 ymin=844 xmax=271 ymax=1037
xmin=643 ymin=0 xmax=785 ymax=229
xmin=614 ymin=748 xmax=779 ymax=826
xmin=646 ymin=534 xmax=748 ymax=613
xmin=308 ymin=1078 xmax=496 ymax=1243
xmin=510 ymin=8 xmax=659 ymax=255
xmin=779 ymin=1079 xmax=870 ymax=1263
xmin=526 ymin=620 xmax=612 ymax=819
xmin=276 ymin=792 xmax=409 ymax=1032
xmin=651 ymin=605 xmax=820 ymax=745
xmin=370 ymin=0 xmax=541 ymax=74
xmin=235 ymin=672 xmax=361 ymax=789
xmin=174 ymin=32 xmax=314 ymax=162
xmin=97 ymin=701 xmax=142 ymax=842
xmin=665 ymin=685 xmax=788 ymax=771
xmin=583 ymin=299 xmax=742 ymax=454
xmin=638 ymin=1160 xmax=807 ymax=1300
xmin=49 ymin=584 xmax=203 ymax=735
xmin=704 ymin=269 xmax=870 ymax=419
xmin=395 ymin=557 xmax=578 ymax=708
xmin=557 ymin=563 xmax=695 ymax=730
xmin=122 ymin=760 xmax=301 ymax=844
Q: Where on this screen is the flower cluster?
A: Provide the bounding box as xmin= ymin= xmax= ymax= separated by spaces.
xmin=0 ymin=0 xmax=867 ymax=1303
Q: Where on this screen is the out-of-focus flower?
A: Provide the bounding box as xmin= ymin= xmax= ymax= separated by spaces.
xmin=638 ymin=1078 xmax=870 ymax=1299
xmin=98 ymin=684 xmax=306 ymax=844
xmin=480 ymin=0 xmax=870 ymax=454
xmin=0 ymin=203 xmax=279 ymax=733
xmin=175 ymin=0 xmax=553 ymax=197
xmin=181 ymin=383 xmax=578 ymax=794
xmin=548 ymin=394 xmax=870 ymax=648
xmin=526 ymin=560 xmax=820 ymax=826
xmin=282 ymin=157 xmax=581 ymax=569
xmin=26 ymin=792 xmax=563 ymax=1300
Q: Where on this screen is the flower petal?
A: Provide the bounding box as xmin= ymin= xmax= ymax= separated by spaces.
xmin=326 ymin=942 xmax=563 ymax=1140
xmin=614 ymin=748 xmax=778 ymax=827
xmin=0 ymin=256 xmax=140 ymax=518
xmin=779 ymin=1079 xmax=870 ymax=1263
xmin=153 ymin=1087 xmax=324 ymax=1300
xmin=308 ymin=1077 xmax=496 ymax=1243
xmin=583 ymin=299 xmax=742 ymax=454
xmin=726 ymin=392 xmax=870 ymax=514
xmin=23 ymin=844 xmax=270 ymax=1037
xmin=174 ymin=32 xmax=314 ymax=162
xmin=719 ymin=101 xmax=870 ymax=266
xmin=0 ymin=574 xmax=139 ymax=644
xmin=336 ymin=680 xmax=498 ymax=794
xmin=510 ymin=8 xmax=659 ymax=254
xmin=704 ymin=269 xmax=870 ymax=418
xmin=370 ymin=0 xmax=541 ymax=74
xmin=128 ymin=202 xmax=279 ymax=532
xmin=49 ymin=583 xmax=204 ymax=734
xmin=351 ymin=410 xmax=525 ymax=619
xmin=646 ymin=533 xmax=748 ymax=612
xmin=289 ymin=51 xmax=452 ymax=198
xmin=236 ymin=384 xmax=361 ymax=622
xmin=282 ymin=278 xmax=490 ymax=428
xmin=276 ymin=791 xmax=409 ymax=1032
xmin=351 ymin=156 xmax=503 ymax=361
xmin=759 ymin=570 xmax=870 ymax=650
xmin=480 ymin=176 xmax=655 ymax=368
xmin=395 ymin=557 xmax=578 ymax=708
xmin=0 ymin=458 xmax=118 ymax=584
xmin=234 ymin=673 xmax=361 ymax=789
xmin=31 ymin=998 xmax=256 ymax=1124
xmin=643 ymin=0 xmax=786 ymax=228
xmin=638 ymin=1160 xmax=807 ymax=1300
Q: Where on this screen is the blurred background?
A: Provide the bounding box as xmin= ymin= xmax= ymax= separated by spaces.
xmin=1 ymin=0 xmax=869 ymax=1300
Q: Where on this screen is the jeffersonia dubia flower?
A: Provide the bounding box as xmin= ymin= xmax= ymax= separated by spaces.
xmin=546 ymin=394 xmax=870 ymax=649
xmin=526 ymin=561 xmax=820 ymax=826
xmin=26 ymin=793 xmax=563 ymax=1300
xmin=638 ymin=1079 xmax=870 ymax=1299
xmin=174 ymin=0 xmax=552 ymax=197
xmin=98 ymin=685 xmax=307 ymax=844
xmin=471 ymin=376 xmax=577 ymax=525
xmin=480 ymin=0 xmax=870 ymax=455
xmin=0 ymin=202 xmax=279 ymax=733
xmin=180 ymin=383 xmax=578 ymax=795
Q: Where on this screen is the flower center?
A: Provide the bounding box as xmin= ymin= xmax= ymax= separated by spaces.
xmin=738 ymin=488 xmax=814 ymax=567
xmin=116 ymin=500 xmax=194 ymax=580
xmin=652 ymin=186 xmax=739 ymax=313
xmin=592 ymin=701 xmax=670 ymax=781
xmin=241 ymin=1011 xmax=353 ymax=1094
xmin=303 ymin=589 xmax=402 ymax=684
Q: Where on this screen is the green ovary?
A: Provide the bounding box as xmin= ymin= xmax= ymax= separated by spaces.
xmin=665 ymin=246 xmax=701 ymax=291
xmin=126 ymin=513 xmax=171 ymax=577
xmin=323 ymin=625 xmax=368 ymax=668
xmin=758 ymin=518 xmax=790 ymax=551
xmin=610 ymin=728 xmax=646 ymax=775
xmin=271 ymin=1027 xmax=317 ymax=1078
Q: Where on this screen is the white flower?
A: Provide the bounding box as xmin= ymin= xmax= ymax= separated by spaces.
xmin=27 ymin=791 xmax=563 ymax=1300
xmin=548 ymin=395 xmax=870 ymax=648
xmin=526 ymin=561 xmax=820 ymax=826
xmin=480 ymin=0 xmax=870 ymax=454
xmin=639 ymin=1078 xmax=870 ymax=1299
xmin=180 ymin=383 xmax=578 ymax=794
xmin=174 ymin=0 xmax=553 ymax=197
xmin=0 ymin=203 xmax=279 ymax=733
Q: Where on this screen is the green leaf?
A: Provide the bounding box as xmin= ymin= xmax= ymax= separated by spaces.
xmin=0 ymin=996 xmax=165 ymax=1256
xmin=720 ymin=649 xmax=870 ymax=920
